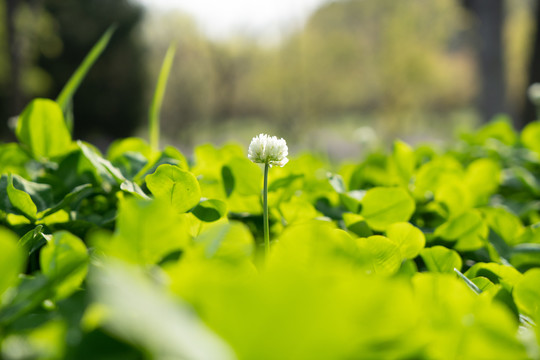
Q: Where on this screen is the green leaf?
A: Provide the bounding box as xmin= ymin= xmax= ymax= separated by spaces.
xmin=0 ymin=143 xmax=32 ymax=177
xmin=222 ymin=157 xmax=263 ymax=196
xmin=149 ymin=44 xmax=176 ymax=151
xmin=464 ymin=263 xmax=522 ymax=292
xmin=434 ymin=209 xmax=487 ymax=251
xmin=78 ymin=141 xmax=126 ymax=184
xmin=107 ymin=137 xmax=153 ymax=179
xmin=328 ymin=173 xmax=363 ymax=212
xmin=473 ymin=116 xmax=518 ymax=146
xmin=513 ymin=268 xmax=540 ymax=319
xmin=453 ymin=268 xmax=482 ymax=295
xmin=135 ymin=145 xmax=189 ymax=182
xmin=342 ymin=213 xmax=373 ymax=237
xmin=521 ymin=121 xmax=540 ymax=154
xmin=40 ymin=231 xmax=89 ymax=299
xmin=107 ymin=137 xmax=153 ymax=162
xmin=279 ymin=197 xmax=319 ymax=225
xmin=192 ymin=222 xmax=254 ymax=261
xmin=18 ymin=225 xmax=50 ymax=255
xmin=12 ymin=175 xmax=53 ymax=212
xmin=16 ymin=99 xmax=72 ymax=159
xmin=40 ymin=183 xmax=94 ymax=218
xmin=434 ymin=180 xmax=471 ymax=216
xmin=0 ymin=274 xmax=51 ymax=326
xmin=471 ymin=277 xmax=496 ymax=292
xmin=268 ymin=174 xmax=303 ymax=192
xmin=465 ymin=158 xmax=501 ymax=205
xmin=56 ymin=26 xmax=116 ymax=112
xmin=192 ymin=199 xmax=227 ymax=222
xmin=91 ymin=198 xmax=192 ymax=265
xmin=221 ymin=165 xmax=234 ymax=197
xmin=385 ymin=222 xmax=425 ymax=259
xmin=356 ymin=235 xmax=402 ymax=275
xmin=420 ymin=246 xmax=462 ymax=273
xmin=361 ymin=187 xmax=415 ymax=231
xmin=7 ymin=174 xmax=38 ymax=221
xmin=0 ymin=227 xmax=25 ymax=298
xmin=89 ymin=260 xmax=236 ymax=360
xmin=339 ymin=192 xmax=363 ymax=213
xmin=388 ymin=140 xmax=415 ymax=185
xmin=413 ymin=156 xmax=464 ymax=199
xmin=483 ymin=207 xmax=524 ymax=247
xmin=120 ymin=181 xmax=150 ymax=200
xmin=146 ymin=164 xmax=201 ymax=213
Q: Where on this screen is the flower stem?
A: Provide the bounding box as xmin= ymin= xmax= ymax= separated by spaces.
xmin=263 ymin=162 xmax=270 ymax=256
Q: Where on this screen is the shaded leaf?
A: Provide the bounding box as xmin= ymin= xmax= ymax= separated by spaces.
xmin=192 ymin=199 xmax=227 ymax=222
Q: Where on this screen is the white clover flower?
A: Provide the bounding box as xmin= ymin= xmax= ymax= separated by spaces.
xmin=248 ymin=133 xmax=289 ymax=167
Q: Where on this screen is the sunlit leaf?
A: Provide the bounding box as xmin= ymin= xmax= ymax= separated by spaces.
xmin=16 ymin=99 xmax=72 ymax=159
xmin=0 ymin=228 xmax=25 ymax=298
xmin=146 ymin=164 xmax=201 ymax=213
xmin=89 ymin=261 xmax=236 ymax=360
xmin=420 ymin=246 xmax=462 ymax=273
xmin=386 ymin=222 xmax=425 ymax=259
xmin=361 ymin=187 xmax=415 ymax=231
xmin=40 ymin=231 xmax=89 ymax=299
xmin=91 ymin=198 xmax=191 ymax=265
xmin=513 ymin=268 xmax=540 ymax=319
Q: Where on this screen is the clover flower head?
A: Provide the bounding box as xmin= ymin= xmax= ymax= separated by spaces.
xmin=529 ymin=83 xmax=540 ymax=106
xmin=248 ymin=133 xmax=288 ymax=167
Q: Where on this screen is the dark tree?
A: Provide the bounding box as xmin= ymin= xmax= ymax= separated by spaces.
xmin=521 ymin=0 xmax=540 ymax=127
xmin=5 ymin=0 xmax=21 ymax=116
xmin=39 ymin=0 xmax=146 ymax=141
xmin=462 ymin=0 xmax=507 ymax=123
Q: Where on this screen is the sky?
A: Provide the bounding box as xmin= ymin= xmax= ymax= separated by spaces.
xmin=136 ymin=0 xmax=328 ymax=38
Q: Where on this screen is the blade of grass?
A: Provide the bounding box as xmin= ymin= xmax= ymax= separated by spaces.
xmin=454 ymin=268 xmax=482 ymax=295
xmin=56 ymin=26 xmax=116 ymax=113
xmin=149 ymin=44 xmax=176 ymax=151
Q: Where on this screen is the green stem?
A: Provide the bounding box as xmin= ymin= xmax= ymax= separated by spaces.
xmin=263 ymin=162 xmax=270 ymax=256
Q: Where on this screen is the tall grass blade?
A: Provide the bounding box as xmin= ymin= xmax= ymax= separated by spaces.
xmin=56 ymin=26 xmax=116 ymax=113
xmin=149 ymin=44 xmax=176 ymax=151
xmin=454 ymin=268 xmax=482 ymax=295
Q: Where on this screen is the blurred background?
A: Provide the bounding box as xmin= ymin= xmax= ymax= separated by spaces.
xmin=0 ymin=0 xmax=539 ymax=159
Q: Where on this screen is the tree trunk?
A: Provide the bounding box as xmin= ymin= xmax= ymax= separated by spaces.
xmin=463 ymin=0 xmax=507 ymax=123
xmin=6 ymin=0 xmax=22 ymax=117
xmin=520 ymin=0 xmax=540 ymax=128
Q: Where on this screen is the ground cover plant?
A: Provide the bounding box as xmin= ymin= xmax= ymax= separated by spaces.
xmin=2 ymin=33 xmax=540 ymax=360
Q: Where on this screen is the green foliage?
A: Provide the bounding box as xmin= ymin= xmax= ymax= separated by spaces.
xmin=40 ymin=231 xmax=88 ymax=299
xmin=149 ymin=44 xmax=176 ymax=151
xmin=91 ymin=197 xmax=192 ymax=266
xmin=386 ymin=222 xmax=425 ymax=260
xmin=16 ymin=98 xmax=72 ymax=160
xmin=514 ymin=268 xmax=540 ymax=320
xmin=2 ymin=101 xmax=540 ymax=359
xmin=420 ymin=246 xmax=462 ymax=273
xmin=146 ymin=164 xmax=201 ymax=213
xmin=361 ymin=187 xmax=415 ymax=230
xmin=0 ymin=228 xmax=25 ymax=297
